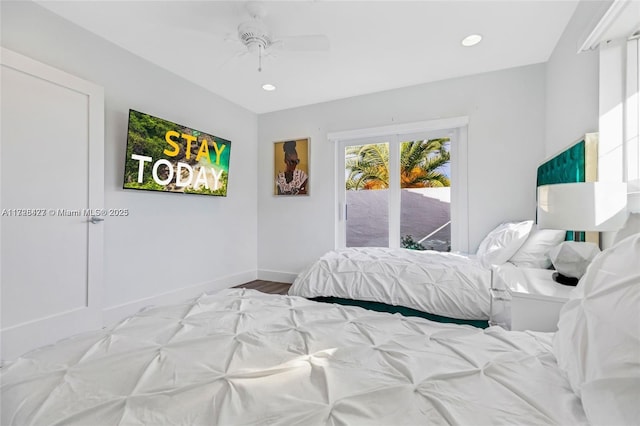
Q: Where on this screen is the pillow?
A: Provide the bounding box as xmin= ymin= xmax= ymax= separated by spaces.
xmin=476 ymin=220 xmax=533 ymax=268
xmin=613 ymin=212 xmax=640 ymax=245
xmin=548 ymin=241 xmax=600 ymax=279
xmin=553 ymin=233 xmax=640 ymax=426
xmin=508 ymin=227 xmax=566 ymax=269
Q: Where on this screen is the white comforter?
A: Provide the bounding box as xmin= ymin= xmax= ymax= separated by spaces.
xmin=290 ymin=247 xmax=491 ymax=320
xmin=1 ymin=289 xmax=585 ymax=425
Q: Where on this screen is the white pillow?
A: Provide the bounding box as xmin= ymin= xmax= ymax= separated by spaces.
xmin=613 ymin=212 xmax=640 ymax=245
xmin=548 ymin=241 xmax=600 ymax=279
xmin=553 ymin=233 xmax=640 ymax=426
xmin=509 ymin=227 xmax=566 ymax=269
xmin=476 ymin=220 xmax=533 ymax=268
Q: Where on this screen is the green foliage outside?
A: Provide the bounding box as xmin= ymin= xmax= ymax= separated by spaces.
xmin=401 ymin=235 xmax=426 ymax=250
xmin=401 ymin=235 xmax=451 ymax=252
xmin=346 ymin=138 xmax=450 ymax=190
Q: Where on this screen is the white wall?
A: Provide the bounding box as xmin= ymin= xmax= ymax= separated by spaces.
xmin=544 ymin=0 xmax=631 ymax=249
xmin=1 ymin=1 xmax=604 ymax=312
xmin=545 ymin=1 xmax=608 ymax=157
xmin=258 ymin=64 xmax=547 ymax=280
xmin=1 ymin=1 xmax=259 ymax=322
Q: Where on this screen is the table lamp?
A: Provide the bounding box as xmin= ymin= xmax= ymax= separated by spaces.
xmin=537 ymin=182 xmax=627 ymax=285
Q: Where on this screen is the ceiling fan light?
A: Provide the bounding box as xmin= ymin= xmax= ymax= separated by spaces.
xmin=461 ymin=34 xmax=482 ymax=47
xmin=262 ymin=84 xmax=276 ymax=91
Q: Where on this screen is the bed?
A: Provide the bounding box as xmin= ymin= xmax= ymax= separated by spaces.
xmin=289 ymin=220 xmax=567 ymax=325
xmin=289 ymin=246 xmax=492 ymax=324
xmin=289 ymin=136 xmax=598 ymax=324
xmin=2 ymin=232 xmax=637 ymax=425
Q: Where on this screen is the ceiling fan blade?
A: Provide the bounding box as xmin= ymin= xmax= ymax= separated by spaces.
xmin=273 ymin=35 xmax=330 ymax=52
xmin=212 ymin=50 xmax=250 ymax=73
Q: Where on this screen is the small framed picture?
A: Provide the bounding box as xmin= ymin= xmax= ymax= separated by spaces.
xmin=274 ymin=138 xmax=309 ymax=196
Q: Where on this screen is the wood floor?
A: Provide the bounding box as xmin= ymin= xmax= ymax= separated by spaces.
xmin=233 ymin=280 xmax=291 ymax=295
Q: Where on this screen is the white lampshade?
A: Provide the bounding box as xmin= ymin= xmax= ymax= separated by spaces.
xmin=537 ymin=182 xmax=627 ymax=231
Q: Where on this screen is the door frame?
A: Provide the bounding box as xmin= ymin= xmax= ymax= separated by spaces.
xmin=1 ymin=48 xmax=104 ymax=362
xmin=329 ymin=117 xmax=469 ymax=251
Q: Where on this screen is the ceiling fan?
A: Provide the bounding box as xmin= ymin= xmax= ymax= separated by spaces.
xmin=234 ymin=1 xmax=330 ymax=72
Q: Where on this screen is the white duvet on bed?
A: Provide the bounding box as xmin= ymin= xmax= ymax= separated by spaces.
xmin=1 ymin=289 xmax=586 ymax=425
xmin=289 ymin=247 xmax=491 ymax=320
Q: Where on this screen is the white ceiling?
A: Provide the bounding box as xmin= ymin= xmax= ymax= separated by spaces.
xmin=36 ymin=0 xmax=579 ymax=114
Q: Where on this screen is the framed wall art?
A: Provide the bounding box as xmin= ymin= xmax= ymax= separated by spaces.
xmin=274 ymin=138 xmax=309 ymax=196
xmin=124 ymin=109 xmax=231 ymax=196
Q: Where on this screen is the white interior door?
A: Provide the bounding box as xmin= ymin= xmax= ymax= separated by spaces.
xmin=0 ymin=48 xmax=104 ymax=362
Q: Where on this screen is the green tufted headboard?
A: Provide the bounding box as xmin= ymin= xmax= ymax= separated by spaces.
xmin=536 ymin=133 xmax=598 ymax=242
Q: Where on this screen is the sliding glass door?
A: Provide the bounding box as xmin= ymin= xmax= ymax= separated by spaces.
xmin=399 ymin=138 xmax=452 ymax=251
xmin=338 ymin=132 xmax=452 ymax=250
xmin=344 ymin=141 xmax=390 ymax=247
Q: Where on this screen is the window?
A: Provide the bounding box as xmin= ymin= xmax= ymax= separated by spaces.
xmin=586 ymin=1 xmax=640 ymax=189
xmin=399 ymin=138 xmax=452 ymax=251
xmin=343 ymin=140 xmax=391 ymax=248
xmin=329 ymin=118 xmax=469 ymax=252
xmin=625 ymin=36 xmax=640 ymax=192
xmin=585 ymin=0 xmax=640 ymax=244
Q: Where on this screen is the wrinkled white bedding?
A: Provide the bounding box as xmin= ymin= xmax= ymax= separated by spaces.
xmin=1 ymin=289 xmax=586 ymax=425
xmin=289 ymin=247 xmax=491 ymax=319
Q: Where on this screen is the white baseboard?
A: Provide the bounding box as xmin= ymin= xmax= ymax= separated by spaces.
xmin=103 ymin=269 xmax=257 ymax=326
xmin=257 ymin=269 xmax=298 ymax=283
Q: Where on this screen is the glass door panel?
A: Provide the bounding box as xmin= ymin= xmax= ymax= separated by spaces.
xmin=345 ymin=142 xmax=389 ymax=247
xmin=399 ymin=138 xmax=452 ymax=251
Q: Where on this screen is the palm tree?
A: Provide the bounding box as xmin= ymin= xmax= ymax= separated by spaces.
xmin=345 ymin=143 xmax=389 ymax=190
xmin=401 ymin=139 xmax=450 ymax=188
xmin=346 ymin=138 xmax=450 ymax=190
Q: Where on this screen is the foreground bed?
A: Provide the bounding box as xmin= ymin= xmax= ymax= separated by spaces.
xmin=2 ymin=289 xmax=581 ymax=425
xmin=2 ymin=234 xmax=637 ymax=425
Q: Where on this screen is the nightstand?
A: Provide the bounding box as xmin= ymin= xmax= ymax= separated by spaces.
xmin=490 ymin=265 xmax=574 ymax=332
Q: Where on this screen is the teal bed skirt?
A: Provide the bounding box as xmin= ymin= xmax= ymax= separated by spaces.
xmin=311 ymin=297 xmax=489 ymax=329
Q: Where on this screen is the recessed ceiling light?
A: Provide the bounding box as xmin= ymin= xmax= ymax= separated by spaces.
xmin=461 ymin=34 xmax=482 ymax=47
xmin=262 ymin=83 xmax=276 ymax=91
